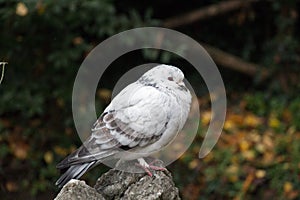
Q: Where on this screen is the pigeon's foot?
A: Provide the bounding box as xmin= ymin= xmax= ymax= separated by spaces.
xmin=136 ymin=158 xmax=166 ymax=176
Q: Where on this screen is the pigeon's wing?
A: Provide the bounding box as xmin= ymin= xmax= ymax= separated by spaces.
xmin=56 ymin=125 xmax=120 ymax=169
xmin=57 ymin=83 xmax=170 ymax=169
xmin=106 ymin=83 xmax=171 ymax=146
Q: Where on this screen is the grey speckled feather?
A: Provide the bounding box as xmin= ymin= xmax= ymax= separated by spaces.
xmin=56 ymin=64 xmax=192 ymax=188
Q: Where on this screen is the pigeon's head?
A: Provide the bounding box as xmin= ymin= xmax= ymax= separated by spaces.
xmin=139 ymin=64 xmax=188 ymax=91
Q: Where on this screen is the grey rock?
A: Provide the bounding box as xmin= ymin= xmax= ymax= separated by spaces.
xmin=95 ymin=169 xmax=180 ymax=200
xmin=54 ymin=160 xmax=181 ymax=200
xmin=54 ymin=179 xmax=105 ymax=200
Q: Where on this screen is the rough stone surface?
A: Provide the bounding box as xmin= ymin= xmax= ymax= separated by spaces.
xmin=54 ymin=161 xmax=181 ymax=200
xmin=95 ymin=169 xmax=180 ymax=200
xmin=54 ymin=179 xmax=105 ymax=200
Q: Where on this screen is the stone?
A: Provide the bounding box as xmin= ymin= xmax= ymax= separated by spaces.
xmin=54 ymin=160 xmax=181 ymax=200
xmin=54 ymin=179 xmax=105 ymax=200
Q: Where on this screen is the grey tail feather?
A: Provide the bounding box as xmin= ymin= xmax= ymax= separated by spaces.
xmin=55 ymin=161 xmax=96 ymax=188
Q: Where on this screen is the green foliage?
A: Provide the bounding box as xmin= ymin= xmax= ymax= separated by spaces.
xmin=0 ymin=0 xmax=157 ymax=197
xmin=244 ymin=93 xmax=268 ymax=116
xmin=0 ymin=0 xmax=155 ymax=117
xmin=289 ymin=98 xmax=300 ymax=130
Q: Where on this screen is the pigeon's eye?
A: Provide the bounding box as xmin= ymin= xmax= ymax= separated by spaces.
xmin=168 ymin=77 xmax=174 ymax=81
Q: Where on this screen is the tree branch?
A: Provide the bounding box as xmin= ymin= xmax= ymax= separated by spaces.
xmin=202 ymin=43 xmax=270 ymax=79
xmin=163 ymin=0 xmax=258 ymax=28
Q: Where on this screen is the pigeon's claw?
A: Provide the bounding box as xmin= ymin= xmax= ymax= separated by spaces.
xmin=148 ymin=165 xmax=167 ymax=171
xmin=135 ymin=163 xmax=153 ymax=176
xmin=136 ymin=158 xmax=166 ymax=176
xmin=136 ymin=158 xmax=152 ymax=176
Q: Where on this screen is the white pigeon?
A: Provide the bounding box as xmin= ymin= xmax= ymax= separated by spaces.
xmin=56 ymin=64 xmax=192 ymax=187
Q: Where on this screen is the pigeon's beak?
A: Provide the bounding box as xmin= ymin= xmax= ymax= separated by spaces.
xmin=177 ymin=81 xmax=188 ymax=92
xmin=176 ymin=79 xmax=184 ymax=84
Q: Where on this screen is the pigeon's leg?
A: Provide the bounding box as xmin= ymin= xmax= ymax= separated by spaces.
xmin=136 ymin=158 xmax=166 ymax=176
xmin=136 ymin=158 xmax=153 ymax=176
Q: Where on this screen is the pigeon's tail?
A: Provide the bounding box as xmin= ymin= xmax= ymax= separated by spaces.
xmin=55 ymin=161 xmax=96 ymax=188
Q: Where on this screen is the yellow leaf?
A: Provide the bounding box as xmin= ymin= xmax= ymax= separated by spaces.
xmin=226 ymin=165 xmax=239 ymax=182
xmin=244 ymin=114 xmax=261 ymax=127
xmin=248 ymin=131 xmax=261 ymax=142
xmin=188 ymin=159 xmax=198 ymax=169
xmin=262 ymin=135 xmax=274 ymax=149
xmin=262 ymin=152 xmax=275 ymax=165
xmin=230 ymin=114 xmax=244 ymax=124
xmin=239 ymin=140 xmax=250 ymax=152
xmin=6 ymin=181 xmax=18 ymax=192
xmin=54 ymin=146 xmax=68 ymax=156
xmin=224 ymin=120 xmax=235 ymax=130
xmin=242 ymin=150 xmax=255 ymax=161
xmin=10 ymin=141 xmax=29 ymax=160
xmin=255 ymin=143 xmax=266 ymax=153
xmin=255 ymin=169 xmax=266 ymax=178
xmin=226 ymin=164 xmax=239 ymax=175
xmin=268 ymin=116 xmax=280 ymax=128
xmin=284 ymin=182 xmax=293 ymax=193
xmin=16 ymin=2 xmax=28 ymax=16
xmin=203 ymin=152 xmax=214 ymax=163
xmin=201 ymin=111 xmax=211 ymax=126
xmin=44 ymin=151 xmax=53 ymax=164
xmin=223 ymin=113 xmax=244 ymax=131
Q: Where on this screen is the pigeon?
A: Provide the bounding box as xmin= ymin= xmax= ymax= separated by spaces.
xmin=55 ymin=64 xmax=192 ymax=188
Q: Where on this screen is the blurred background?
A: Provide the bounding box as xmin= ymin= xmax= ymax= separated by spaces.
xmin=1 ymin=0 xmax=300 ymax=199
